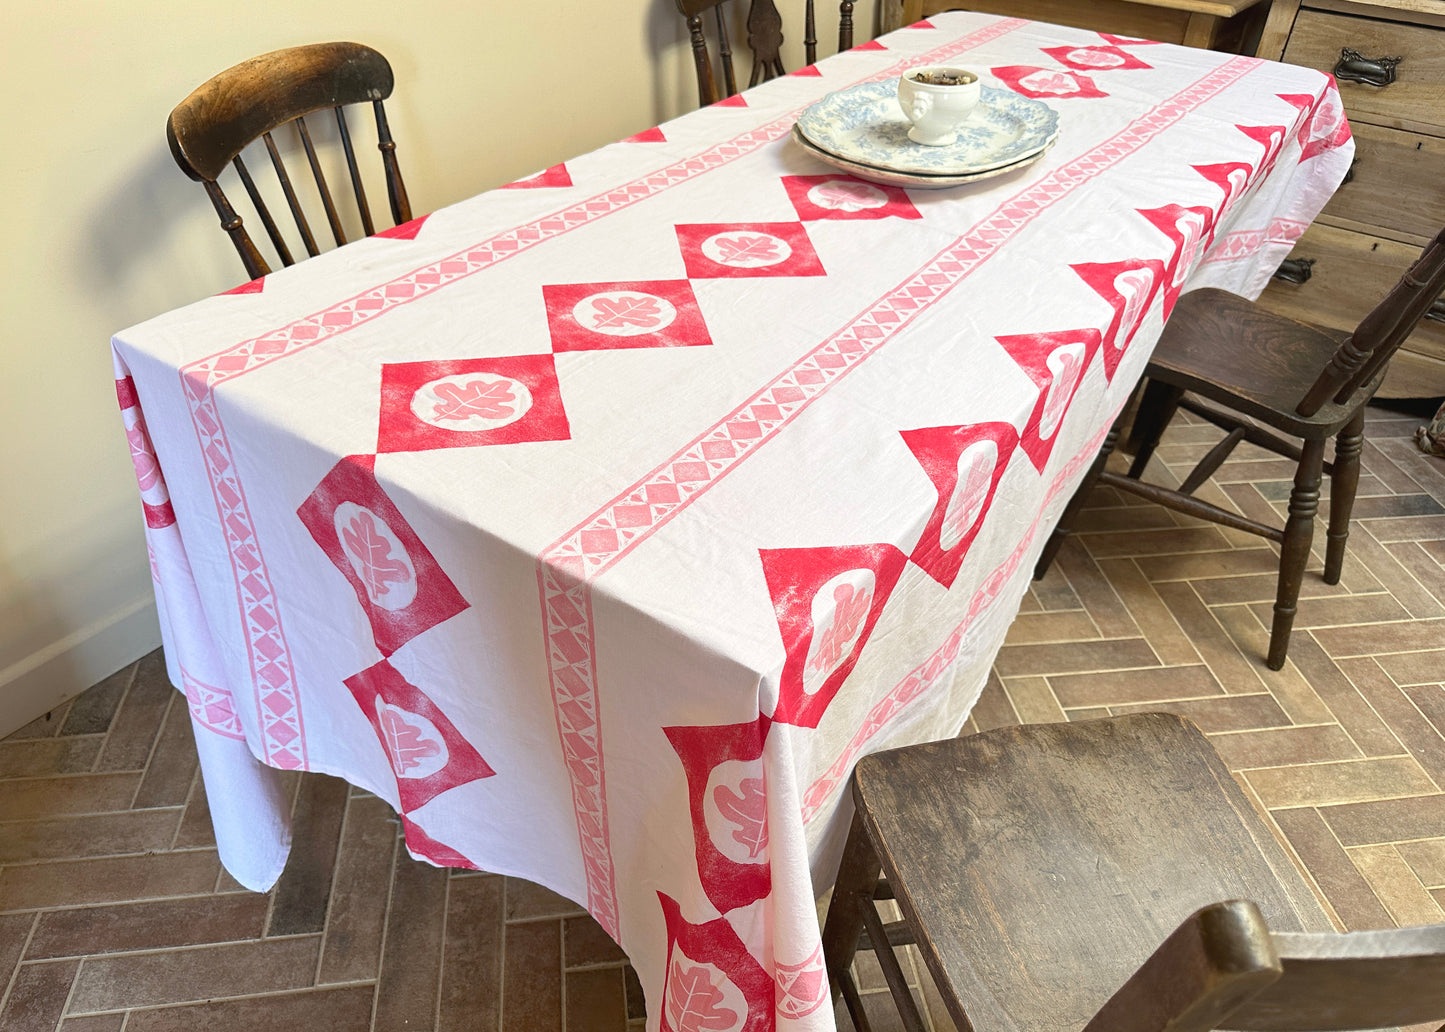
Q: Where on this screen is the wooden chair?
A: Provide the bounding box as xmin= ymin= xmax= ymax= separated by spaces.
xmin=676 ymin=0 xmax=859 ymax=107
xmin=822 ymin=712 xmax=1445 ymax=1032
xmin=1035 ymin=225 xmax=1445 ymax=670
xmin=167 ymin=42 xmax=412 ymax=280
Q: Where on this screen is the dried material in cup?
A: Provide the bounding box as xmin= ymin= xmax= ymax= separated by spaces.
xmin=897 ymin=66 xmax=982 ymax=146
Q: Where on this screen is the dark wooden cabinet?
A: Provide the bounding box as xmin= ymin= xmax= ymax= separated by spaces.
xmin=1256 ymin=0 xmax=1445 ymax=398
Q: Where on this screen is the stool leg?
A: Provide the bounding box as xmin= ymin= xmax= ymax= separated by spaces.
xmin=1324 ymin=411 xmax=1364 ymax=585
xmin=1269 ymin=439 xmax=1326 ymax=670
xmin=823 ymin=807 xmax=882 ymax=1015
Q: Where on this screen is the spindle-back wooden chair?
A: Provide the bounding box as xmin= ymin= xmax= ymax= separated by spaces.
xmin=167 ymin=42 xmax=411 ymax=280
xmin=1035 ymin=224 xmax=1445 ymax=670
xmin=823 ymin=712 xmax=1445 ymax=1032
xmin=676 ymin=0 xmax=859 ymax=107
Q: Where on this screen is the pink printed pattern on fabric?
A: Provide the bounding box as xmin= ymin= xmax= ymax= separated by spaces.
xmin=675 ymin=222 xmax=826 ymax=279
xmin=1070 ymin=259 xmax=1167 ymax=381
xmin=760 ymin=544 xmax=910 ymax=728
xmin=991 ymin=65 xmax=1109 ymax=98
xmin=377 ymin=354 xmax=571 ymax=452
xmin=902 ymin=422 xmax=1021 ymax=587
xmin=658 ymin=893 xmax=775 ymax=1032
xmin=544 ymin=280 xmax=712 ymax=352
xmin=995 ymin=329 xmax=1104 ymax=473
xmin=344 ymin=659 xmax=495 ymax=813
xmin=500 ymin=163 xmax=573 ymax=189
xmin=780 ymin=175 xmax=922 ymax=222
xmin=1041 ymin=44 xmax=1151 ymax=71
xmin=297 ymin=455 xmax=469 ymax=656
xmin=663 ymin=716 xmax=773 ymax=915
xmin=181 ymin=666 xmax=245 ymax=740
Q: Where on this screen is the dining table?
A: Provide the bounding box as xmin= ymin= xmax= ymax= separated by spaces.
xmin=112 ymin=12 xmax=1353 ymax=1030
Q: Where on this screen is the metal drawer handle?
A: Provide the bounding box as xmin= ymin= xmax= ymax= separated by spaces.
xmin=1274 ymin=257 xmax=1316 ymax=284
xmin=1334 ymin=47 xmax=1402 ymax=87
xmin=1427 ymin=299 xmax=1445 ymax=324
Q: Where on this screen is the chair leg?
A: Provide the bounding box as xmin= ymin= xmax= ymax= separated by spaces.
xmin=1034 ymin=421 xmax=1122 ymax=579
xmin=1268 ymin=439 xmax=1327 ymax=670
xmin=823 ymin=808 xmax=882 ymax=1015
xmin=1324 ymin=410 xmax=1365 ymax=585
xmin=1126 ymin=381 xmax=1184 ymax=479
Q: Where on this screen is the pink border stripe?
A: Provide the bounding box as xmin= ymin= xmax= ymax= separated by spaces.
xmin=174 ymin=17 xmax=1027 ymax=773
xmin=537 ymin=54 xmax=1261 ymax=936
xmin=1202 ymin=216 xmax=1309 ymax=264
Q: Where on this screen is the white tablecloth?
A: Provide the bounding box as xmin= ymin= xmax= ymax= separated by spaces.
xmin=113 ymin=13 xmax=1351 ymax=1030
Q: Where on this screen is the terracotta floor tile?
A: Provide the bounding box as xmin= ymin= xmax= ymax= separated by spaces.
xmin=1055 ymin=538 xmax=1136 ymax=637
xmin=1078 ymin=525 xmax=1234 ymax=559
xmin=993 ymin=637 xmax=1158 ymax=678
xmin=1188 ymin=570 xmax=1348 ymax=606
xmin=316 ymin=794 xmax=396 ymax=985
xmin=1288 ymin=636 xmax=1404 ymax=757
xmin=0 ymin=961 xmax=77 ymax=1032
xmin=1107 ymin=693 xmax=1291 ymax=733
xmin=1347 ymin=845 xmax=1445 ymax=926
xmin=1313 ymin=618 xmax=1445 ymax=659
xmin=1047 ymin=664 xmax=1221 ymax=708
xmin=1245 ymin=592 xmax=1409 ymax=630
xmin=0 ymin=739 xmax=104 ymax=780
xmin=1000 ymin=677 xmax=1066 ymax=724
xmin=1360 ymin=514 xmax=1445 ymax=544
xmin=267 ymin=773 xmax=348 ymax=937
xmin=1000 ymin=609 xmax=1099 ymax=645
xmin=506 ymin=879 xmax=587 ymax=922
xmin=129 ymin=698 xmax=197 ymax=810
xmin=56 ymin=1016 xmax=124 ymax=1032
xmin=439 ymin=874 xmax=503 ymax=1032
xmin=1027 ymin=562 xmax=1080 ymax=612
xmin=92 ymin=654 xmax=172 ymax=773
xmin=565 ymin=967 xmax=628 ymax=1032
xmin=503 ymin=919 xmax=563 ymax=1032
xmin=373 ymin=847 xmax=447 ymax=1031
xmin=0 ymin=809 xmax=181 ymax=865
xmin=120 ymin=985 xmax=375 ymax=1032
xmin=1384 ymin=541 xmax=1445 ymax=607
xmin=0 ymin=775 xmax=143 ymax=823
xmin=1152 ymin=585 xmax=1265 ymax=694
xmin=0 ymin=850 xmax=220 ymax=911
xmin=1351 ymin=493 xmax=1445 ymax=519
xmin=4 ymin=706 xmax=72 ymax=741
xmin=564 ymin=916 xmax=628 ymax=969
xmin=56 ymin=667 xmax=130 ymax=737
xmin=67 ymin=936 xmax=320 ymax=1012
xmin=1319 ymin=794 xmax=1445 ymax=848
xmin=1377 ymin=649 xmax=1445 ymax=688
xmin=1340 ymin=658 xmax=1445 ymax=785
xmin=1338 ymin=526 xmax=1445 ymax=620
xmin=1208 ymin=725 xmax=1361 ymax=770
xmin=0 ymin=913 xmax=36 ymax=996
xmin=1272 ymin=808 xmax=1393 ymax=931
xmin=1093 ymin=557 xmax=1200 ymax=666
xmin=25 ymin=893 xmax=269 ymax=960
xmin=1396 ymin=838 xmax=1445 ymax=888
xmin=1244 ymin=757 xmax=1433 ymax=809
xmin=968 ymin=670 xmax=1019 ymax=732
xmin=1134 ymin=546 xmax=1282 ymax=583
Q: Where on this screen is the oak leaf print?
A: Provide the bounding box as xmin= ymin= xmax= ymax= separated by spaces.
xmin=666 ymin=963 xmax=740 ymax=1032
xmin=341 ymin=510 xmax=413 ymax=604
xmin=939 ymin=441 xmax=996 ymax=550
xmin=811 ymin=180 xmax=886 ymax=212
xmin=125 ymin=422 xmax=160 ymax=491
xmin=712 ymin=235 xmax=783 ymax=266
xmin=431 ymin=378 xmax=516 ymax=421
xmin=1065 ymin=46 xmax=1125 ymax=68
xmin=713 ymin=777 xmax=767 ymax=858
xmin=1021 ymin=70 xmax=1081 ymax=94
xmin=808 ymin=582 xmax=871 ymax=677
xmin=589 ymin=294 xmax=664 ymax=330
xmin=375 ymin=699 xmax=449 ymax=779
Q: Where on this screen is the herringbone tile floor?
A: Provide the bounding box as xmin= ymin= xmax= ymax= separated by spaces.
xmin=2 ymin=402 xmax=1443 ymax=1032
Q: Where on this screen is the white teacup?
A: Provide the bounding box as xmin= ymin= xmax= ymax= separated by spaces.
xmin=897 ymin=67 xmax=981 ymax=146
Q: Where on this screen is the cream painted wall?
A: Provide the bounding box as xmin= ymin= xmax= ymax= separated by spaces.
xmin=0 ymin=1 xmax=871 ymax=734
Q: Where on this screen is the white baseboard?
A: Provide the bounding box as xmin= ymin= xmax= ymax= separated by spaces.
xmin=0 ymin=597 xmax=162 ymax=738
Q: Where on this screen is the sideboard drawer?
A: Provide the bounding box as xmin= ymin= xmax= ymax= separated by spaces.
xmin=1256 ymin=222 xmax=1445 ymax=397
xmin=1322 ymin=121 xmax=1445 ymax=243
xmin=1281 ymin=9 xmax=1445 ymax=131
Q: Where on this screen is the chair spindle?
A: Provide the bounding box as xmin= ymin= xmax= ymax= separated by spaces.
xmin=715 ymin=6 xmax=738 ymax=97
xmin=373 ymin=100 xmax=411 ymax=226
xmin=232 ymin=155 xmax=294 ymax=268
xmin=335 ymin=106 xmax=375 ymax=237
xmin=263 ymin=130 xmax=320 ymax=258
xmin=686 ymin=14 xmax=719 ymax=107
xmin=296 ymin=115 xmax=347 ymax=248
xmin=202 ymin=179 xmax=270 ymax=280
xmin=805 ymin=0 xmax=819 ymax=65
xmin=839 ymin=1 xmax=855 ymax=52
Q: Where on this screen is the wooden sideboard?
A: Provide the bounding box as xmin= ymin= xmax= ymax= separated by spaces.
xmin=878 ymin=0 xmax=1271 ymax=50
xmin=1254 ymin=0 xmax=1445 ymax=398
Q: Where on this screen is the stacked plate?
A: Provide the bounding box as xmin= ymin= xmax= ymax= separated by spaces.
xmin=793 ymin=81 xmax=1060 ymax=189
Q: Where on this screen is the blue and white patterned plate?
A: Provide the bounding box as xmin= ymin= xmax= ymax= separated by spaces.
xmin=796 ymin=81 xmax=1059 ymax=176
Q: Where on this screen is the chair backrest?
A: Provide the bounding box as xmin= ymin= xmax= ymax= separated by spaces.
xmin=167 ymin=42 xmax=412 ymax=280
xmin=1085 ymin=900 xmax=1445 ymax=1032
xmin=675 ymin=0 xmax=858 ymax=107
xmin=1296 ymin=223 xmax=1445 ymax=416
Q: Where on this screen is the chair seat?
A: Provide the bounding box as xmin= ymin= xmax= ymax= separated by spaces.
xmin=1149 ymin=288 xmax=1381 ymax=438
xmin=850 ymin=713 xmax=1335 ymax=1032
